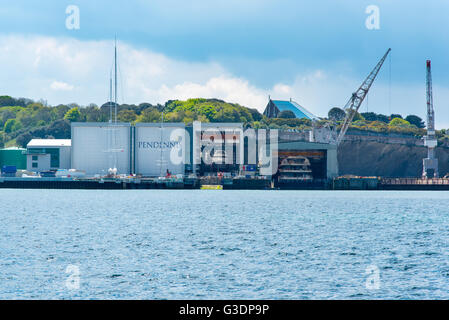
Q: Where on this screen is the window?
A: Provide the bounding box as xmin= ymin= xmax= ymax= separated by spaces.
xmin=32 ymin=156 xmax=38 ymax=161
xmin=32 ymin=162 xmax=38 ymax=168
xmin=28 ymin=148 xmax=45 ymax=154
xmin=48 ymin=148 xmax=60 ymax=168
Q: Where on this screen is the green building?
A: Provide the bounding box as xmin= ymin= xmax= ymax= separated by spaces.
xmin=0 ymin=147 xmax=27 ymax=169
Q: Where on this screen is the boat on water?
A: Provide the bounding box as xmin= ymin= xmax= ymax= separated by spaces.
xmin=200 ymin=185 xmax=223 ymax=190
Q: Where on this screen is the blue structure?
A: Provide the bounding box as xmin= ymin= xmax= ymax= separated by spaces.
xmin=263 ymin=99 xmax=317 ymax=120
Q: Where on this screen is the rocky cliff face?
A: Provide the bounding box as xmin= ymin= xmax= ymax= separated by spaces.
xmin=338 ymin=139 xmax=449 ymax=177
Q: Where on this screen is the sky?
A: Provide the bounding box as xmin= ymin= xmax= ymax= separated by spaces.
xmin=0 ymin=0 xmax=448 ymax=127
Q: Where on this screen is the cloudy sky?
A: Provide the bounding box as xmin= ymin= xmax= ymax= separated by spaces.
xmin=0 ymin=1 xmax=448 ymax=127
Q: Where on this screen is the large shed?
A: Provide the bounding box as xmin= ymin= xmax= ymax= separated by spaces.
xmin=26 ymin=139 xmax=71 ymax=172
xmin=0 ymin=147 xmax=27 ymax=169
xmin=263 ymin=99 xmax=317 ymax=120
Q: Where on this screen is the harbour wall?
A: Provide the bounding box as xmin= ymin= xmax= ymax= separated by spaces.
xmin=338 ymin=135 xmax=449 ymax=177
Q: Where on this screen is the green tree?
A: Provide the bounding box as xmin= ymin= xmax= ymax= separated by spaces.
xmin=360 ymin=112 xmax=378 ymax=122
xmin=163 ymin=111 xmax=182 ymax=122
xmin=0 ymin=96 xmax=17 ymax=107
xmin=196 ymin=104 xmax=217 ymax=120
xmin=181 ymin=110 xmax=195 ymax=124
xmin=389 ymin=117 xmax=412 ymax=127
xmin=46 ymin=120 xmax=71 ymax=139
xmin=196 ymin=114 xmax=209 ymax=123
xmin=252 ymin=121 xmax=268 ymax=129
xmin=137 ymin=107 xmax=161 ymax=123
xmin=390 ymin=114 xmax=403 ymax=120
xmin=34 ymin=107 xmax=52 ymax=123
xmin=3 ymin=118 xmax=17 ymax=133
xmin=16 ymin=132 xmax=32 ymax=148
xmin=278 ymin=110 xmax=296 ymax=119
xmin=52 ymin=104 xmax=70 ymax=119
xmin=212 ymin=105 xmax=239 ymax=122
xmin=84 ymin=107 xmax=106 ymax=122
xmin=367 ymin=121 xmax=388 ymax=133
xmin=248 ymin=108 xmax=262 ymax=121
xmin=405 ymin=115 xmax=425 ymax=128
xmin=0 ymin=109 xmax=16 ymax=128
xmin=16 ymin=109 xmax=35 ymax=127
xmin=376 ymin=114 xmax=390 ymax=123
xmin=64 ymin=107 xmax=82 ymax=122
xmin=118 ymin=109 xmax=137 ymax=122
xmin=328 ymin=107 xmax=346 ymax=121
xmin=352 ymin=112 xmax=365 ymax=122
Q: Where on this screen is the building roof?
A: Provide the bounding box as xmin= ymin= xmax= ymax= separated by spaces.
xmin=198 ymin=122 xmax=243 ymax=128
xmin=27 ymin=139 xmax=71 ymax=148
xmin=271 ymin=100 xmax=317 ymax=120
xmin=0 ymin=147 xmax=26 ymax=151
xmin=71 ymin=122 xmax=131 ymax=127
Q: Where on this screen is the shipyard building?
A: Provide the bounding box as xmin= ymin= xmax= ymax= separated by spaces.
xmin=71 ymin=123 xmax=131 ymax=176
xmin=71 ymin=122 xmax=187 ymax=177
xmin=0 ymin=147 xmax=27 ymax=170
xmin=20 ymin=121 xmax=338 ymax=183
xmin=26 ymin=139 xmax=71 ymax=172
xmin=263 ymin=98 xmax=318 ymax=120
xmin=135 ymin=123 xmax=186 ymax=177
xmin=190 ymin=123 xmax=243 ymax=176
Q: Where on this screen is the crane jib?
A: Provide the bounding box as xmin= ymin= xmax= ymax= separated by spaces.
xmin=336 ymin=48 xmax=391 ymax=145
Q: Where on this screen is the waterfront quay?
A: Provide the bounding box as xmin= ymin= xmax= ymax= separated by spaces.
xmin=2 ymin=175 xmax=449 ymax=190
xmin=333 ymin=176 xmax=449 ymax=191
xmin=0 ymin=176 xmax=271 ymax=190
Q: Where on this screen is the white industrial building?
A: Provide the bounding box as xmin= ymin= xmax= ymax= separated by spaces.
xmin=71 ymin=122 xmax=132 ymax=176
xmin=26 ymin=139 xmax=72 ymax=172
xmin=134 ymin=123 xmax=186 ymax=177
xmin=71 ymin=122 xmax=188 ymax=177
xmin=23 ymin=122 xmax=338 ymax=180
xmin=191 ymin=122 xmax=244 ymax=175
xmin=69 ymin=122 xmax=244 ymax=177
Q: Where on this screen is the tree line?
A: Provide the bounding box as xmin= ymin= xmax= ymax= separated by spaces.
xmin=0 ymin=95 xmax=446 ymax=148
xmin=328 ymin=107 xmax=425 ymax=128
xmin=327 ymin=106 xmax=433 ymax=137
xmin=0 ymin=96 xmax=267 ymax=147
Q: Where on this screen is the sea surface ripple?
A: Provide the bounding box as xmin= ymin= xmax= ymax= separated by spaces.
xmin=0 ymin=189 xmax=448 ymax=299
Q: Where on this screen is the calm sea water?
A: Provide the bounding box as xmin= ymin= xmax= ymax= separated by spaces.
xmin=0 ymin=189 xmax=448 ymax=299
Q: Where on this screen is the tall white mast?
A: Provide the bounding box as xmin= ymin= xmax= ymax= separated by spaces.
xmin=114 ymin=36 xmax=118 ymax=123
xmin=105 ymin=37 xmax=121 ymax=175
xmin=109 ymin=71 xmax=113 ymax=123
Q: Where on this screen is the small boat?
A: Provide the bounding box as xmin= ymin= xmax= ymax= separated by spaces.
xmin=200 ymin=185 xmax=223 ymax=190
xmin=40 ymin=171 xmax=56 ymax=178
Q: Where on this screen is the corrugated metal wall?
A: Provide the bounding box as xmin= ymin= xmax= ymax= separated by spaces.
xmin=134 ymin=123 xmax=186 ymax=177
xmin=0 ymin=148 xmax=27 ymax=169
xmin=71 ymin=123 xmax=131 ymax=176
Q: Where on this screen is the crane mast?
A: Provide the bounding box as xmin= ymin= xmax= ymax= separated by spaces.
xmin=336 ymin=48 xmax=391 ymax=145
xmin=422 ymin=60 xmax=438 ymax=178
